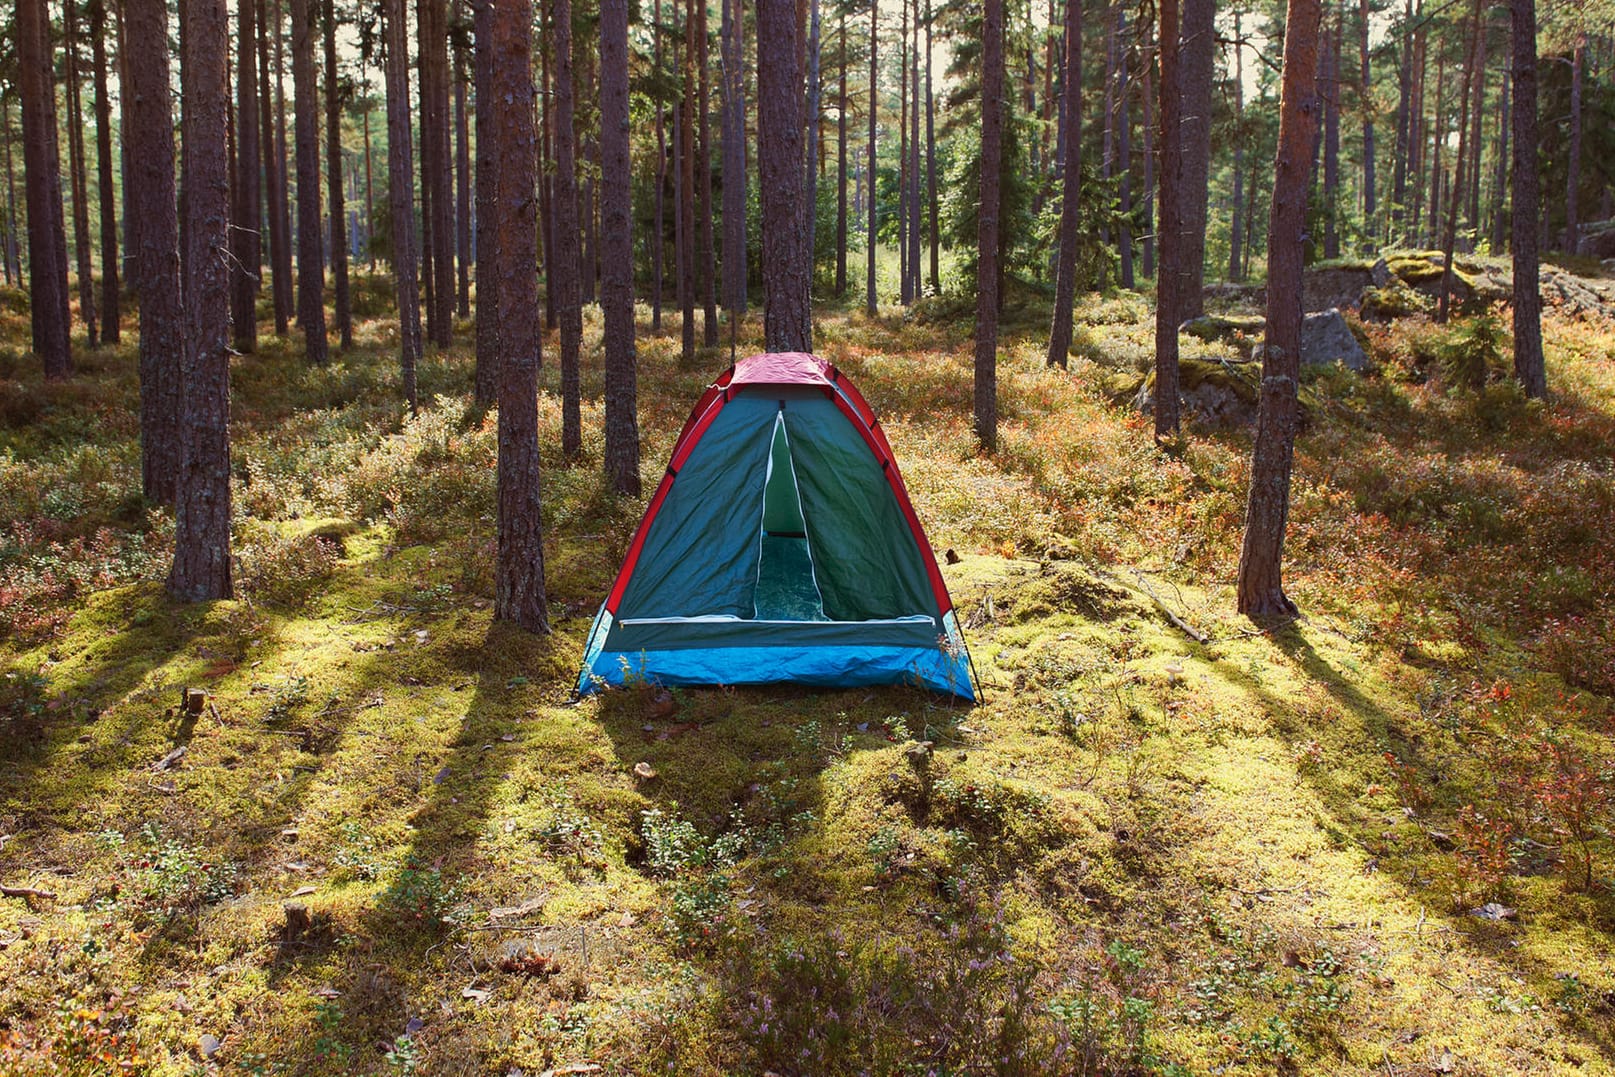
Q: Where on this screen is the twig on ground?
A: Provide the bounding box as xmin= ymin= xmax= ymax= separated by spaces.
xmin=1132 ymin=570 xmax=1209 ymax=644
xmin=1 ymin=884 xmax=57 ymax=902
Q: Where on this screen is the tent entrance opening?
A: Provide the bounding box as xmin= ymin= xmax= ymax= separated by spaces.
xmin=754 ymin=414 xmax=827 ymax=621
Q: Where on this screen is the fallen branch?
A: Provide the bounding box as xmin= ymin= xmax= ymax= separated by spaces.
xmin=1 ymin=884 xmax=57 ymax=902
xmin=1132 ymin=570 xmax=1209 ymax=644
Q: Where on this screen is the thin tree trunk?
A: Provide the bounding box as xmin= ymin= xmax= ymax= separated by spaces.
xmin=553 ymin=0 xmax=583 ymax=458
xmin=383 ymin=0 xmax=421 ymax=409
xmin=17 ymin=0 xmax=73 ymax=377
xmin=1465 ymin=2 xmax=1485 ymax=241
xmin=1391 ymin=0 xmax=1412 ymax=242
xmin=806 ymin=0 xmax=823 ymax=296
xmin=722 ymin=0 xmax=747 ymax=315
xmin=1047 ymin=0 xmax=1082 ymax=368
xmin=1361 ymin=0 xmax=1376 ymax=243
xmin=1437 ymin=0 xmax=1480 ymax=322
xmin=1238 ymin=0 xmax=1322 ymax=619
xmin=925 ymin=0 xmax=938 ymax=294
xmin=65 ymin=0 xmax=99 ymax=339
xmin=539 ymin=8 xmax=556 ymax=331
xmin=454 ymin=23 xmax=471 ymax=318
xmin=835 ymin=11 xmax=848 ymax=296
xmin=975 ymin=0 xmax=1004 ymax=450
xmin=907 ymin=0 xmax=920 ymax=298
xmin=169 ymin=0 xmax=234 ymax=601
xmin=1324 ymin=4 xmax=1341 ymax=259
xmin=258 ymin=0 xmax=288 ymax=333
xmin=1177 ymin=0 xmax=1214 ymax=316
xmin=473 ymin=0 xmax=497 ymax=405
xmin=601 ymin=0 xmax=641 ymax=495
xmin=292 ymin=0 xmax=329 ymax=363
xmin=898 ymin=0 xmax=909 ymax=304
xmin=325 ymin=0 xmax=351 ymax=348
xmin=428 ymin=0 xmax=454 ymax=341
xmin=1230 ymin=10 xmax=1245 ymax=281
xmin=1426 ymin=46 xmax=1444 ymax=249
xmin=1140 ymin=18 xmax=1154 ymax=278
xmin=1510 ymin=0 xmax=1544 ymax=396
xmin=757 ymin=0 xmax=812 ymax=351
xmin=362 ymin=69 xmax=376 ymax=269
xmin=679 ymin=0 xmax=696 ymax=361
xmin=1565 ymin=33 xmax=1583 ymax=253
xmin=3 ymin=106 xmax=20 ymax=284
xmin=1490 ymin=66 xmax=1509 ymax=252
xmin=231 ymin=0 xmax=260 ymax=351
xmin=866 ymin=0 xmax=877 ymax=315
xmin=1117 ymin=3 xmax=1134 ymax=289
xmin=91 ymin=0 xmax=121 ymax=343
xmin=654 ymin=0 xmax=666 ymax=329
xmin=273 ymin=0 xmax=294 ymax=328
xmin=490 ymin=0 xmax=550 ymax=633
xmin=698 ymin=0 xmax=718 ymax=344
xmin=1154 ymin=0 xmax=1183 ymax=436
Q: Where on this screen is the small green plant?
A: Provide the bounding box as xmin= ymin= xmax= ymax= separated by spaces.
xmin=379 ymin=858 xmax=461 ymax=930
xmin=639 ymin=809 xmax=745 ymax=949
xmin=331 ymin=821 xmax=384 ymax=882
xmin=264 ymin=675 xmax=310 ymax=722
xmin=537 ymin=785 xmax=606 ymax=872
xmin=866 ymin=824 xmax=902 ymax=881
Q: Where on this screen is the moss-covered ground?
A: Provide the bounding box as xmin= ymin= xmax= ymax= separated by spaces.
xmin=2 ymin=274 xmax=1614 ymax=1075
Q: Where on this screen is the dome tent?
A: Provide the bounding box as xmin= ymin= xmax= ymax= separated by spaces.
xmin=576 ymin=352 xmax=977 ymax=701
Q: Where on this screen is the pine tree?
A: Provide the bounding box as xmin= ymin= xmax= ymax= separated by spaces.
xmin=383 ymin=0 xmax=422 ymax=409
xmin=90 ymin=0 xmax=121 ymax=343
xmin=1238 ymin=0 xmax=1323 ymax=618
xmin=291 ymin=0 xmax=329 ymax=363
xmin=1509 ymin=0 xmax=1544 ymax=396
xmin=325 ymin=0 xmax=352 ymax=349
xmin=757 ymin=0 xmax=812 ymax=351
xmin=15 ymin=0 xmax=72 ymax=377
xmin=1046 ymin=0 xmax=1081 ymax=369
xmin=600 ymin=0 xmax=641 ymax=496
xmin=231 ymin=0 xmax=261 ymax=352
xmin=168 ymin=0 xmax=235 ymax=602
xmin=975 ymin=0 xmax=1004 ymax=450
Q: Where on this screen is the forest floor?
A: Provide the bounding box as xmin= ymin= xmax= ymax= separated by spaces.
xmin=1 ymin=268 xmax=1613 ymax=1076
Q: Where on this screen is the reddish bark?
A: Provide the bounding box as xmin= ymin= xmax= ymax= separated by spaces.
xmin=1046 ymin=0 xmax=1082 ymax=369
xmin=291 ymin=0 xmax=329 ymax=363
xmin=231 ymin=0 xmax=260 ymax=351
xmin=552 ymin=0 xmax=583 ymax=458
xmin=383 ymin=0 xmax=422 ymax=408
xmin=91 ymin=0 xmax=120 ymax=343
xmin=601 ymin=0 xmax=641 ymax=495
xmin=325 ymin=0 xmax=351 ymax=348
xmin=975 ymin=0 xmax=1004 ymax=451
xmin=16 ymin=0 xmax=72 ymax=377
xmin=757 ymin=0 xmax=813 ymax=352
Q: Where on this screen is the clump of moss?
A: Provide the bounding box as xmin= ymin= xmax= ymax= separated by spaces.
xmin=1360 ymin=280 xmax=1433 ymax=320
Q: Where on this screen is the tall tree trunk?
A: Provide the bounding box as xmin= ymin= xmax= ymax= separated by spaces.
xmin=1437 ymin=0 xmax=1481 ymax=323
xmin=925 ymin=0 xmax=938 ymax=294
xmin=291 ymin=0 xmax=329 ymax=363
xmin=1177 ymin=0 xmax=1214 ymax=316
xmin=419 ymin=0 xmax=439 ymax=344
xmin=866 ymin=0 xmax=877 ymax=315
xmin=907 ymin=0 xmax=920 ymax=298
xmin=1360 ymin=0 xmax=1375 ymax=243
xmin=553 ymin=0 xmax=583 ymax=458
xmin=1510 ymin=0 xmax=1544 ymax=396
xmin=490 ymin=0 xmax=550 ymax=634
xmin=169 ymin=0 xmax=234 ymax=601
xmin=1565 ymin=33 xmax=1583 ymax=253
xmin=260 ymin=0 xmax=290 ymax=334
xmin=17 ymin=0 xmax=73 ymax=377
xmin=653 ymin=0 xmax=666 ymax=330
xmin=127 ymin=0 xmax=182 ymax=498
xmin=3 ymin=107 xmax=19 ymax=284
xmin=325 ymin=0 xmax=351 ymax=348
xmin=231 ymin=0 xmax=260 ymax=351
xmin=601 ymin=0 xmax=641 ymax=495
xmin=1426 ymin=46 xmax=1444 ymax=249
xmin=91 ymin=0 xmax=121 ymax=344
xmin=721 ymin=0 xmax=747 ymax=316
xmin=1153 ymin=0 xmax=1183 ymax=436
xmin=1230 ymin=10 xmax=1245 ymax=281
xmin=1046 ymin=0 xmax=1081 ymax=368
xmin=757 ymin=0 xmax=812 ymax=351
xmin=454 ymin=25 xmax=471 ymax=318
xmin=383 ymin=0 xmax=421 ymax=409
xmin=1117 ymin=4 xmax=1134 ymax=289
xmin=273 ymin=0 xmax=294 ymax=329
xmin=975 ymin=0 xmax=1004 ymax=450
xmin=65 ymin=0 xmax=99 ymax=339
xmin=539 ymin=8 xmax=556 ymax=331
xmin=1140 ymin=17 xmax=1154 ymax=278
xmin=1466 ymin=7 xmax=1485 ymax=241
xmin=835 ymin=11 xmax=848 ymax=296
xmin=1392 ymin=0 xmax=1412 ymax=242
xmin=1490 ymin=66 xmax=1509 ymax=252
xmin=806 ymin=0 xmax=823 ymax=297
xmin=1237 ymin=0 xmax=1322 ymax=619
xmin=698 ymin=0 xmax=718 ymax=344
xmin=427 ymin=0 xmax=454 ymax=341
xmin=473 ymin=0 xmax=497 ymax=405
xmin=897 ymin=0 xmax=909 ymax=305
xmin=1323 ymin=5 xmax=1341 ymax=259
xmin=679 ymin=0 xmax=696 ymax=361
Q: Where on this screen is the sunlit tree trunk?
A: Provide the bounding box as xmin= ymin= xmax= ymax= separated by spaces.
xmin=383 ymin=0 xmax=421 ymax=409
xmin=259 ymin=0 xmax=290 ymax=334
xmin=1360 ymin=0 xmax=1376 ymax=245
xmin=552 ymin=0 xmax=583 ymax=458
xmin=698 ymin=0 xmax=718 ymax=344
xmin=1046 ymin=0 xmax=1081 ymax=369
xmin=473 ymin=0 xmax=497 ymax=405
xmin=272 ymin=0 xmax=295 ymax=330
xmin=16 ymin=0 xmax=72 ymax=375
xmin=1154 ymin=0 xmax=1182 ymax=435
xmin=1230 ymin=9 xmax=1245 ymax=281
xmin=1238 ymin=0 xmax=1322 ymax=619
xmin=975 ymin=0 xmax=1004 ymax=450
xmin=1323 ymin=5 xmax=1341 ymax=259
xmin=1509 ymin=0 xmax=1544 ymax=397
xmin=866 ymin=0 xmax=877 ymax=316
xmin=835 ymin=11 xmax=848 ymax=297
xmin=1117 ymin=3 xmax=1134 ymax=289
xmin=925 ymin=0 xmax=938 ymax=294
xmin=169 ymin=0 xmax=234 ymax=601
xmin=325 ymin=0 xmax=351 ymax=349
xmin=653 ymin=0 xmax=667 ymax=330
xmin=454 ymin=20 xmax=471 ymax=318
xmin=1437 ymin=0 xmax=1481 ymax=323
xmin=64 ymin=0 xmax=99 ymax=340
xmin=231 ymin=0 xmax=260 ymax=351
xmin=291 ymin=0 xmax=329 ymax=363
xmin=490 ymin=0 xmax=550 ymax=634
xmin=721 ymin=0 xmax=747 ymax=315
xmin=1565 ymin=33 xmax=1583 ymax=254
xmin=91 ymin=0 xmax=121 ymax=344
